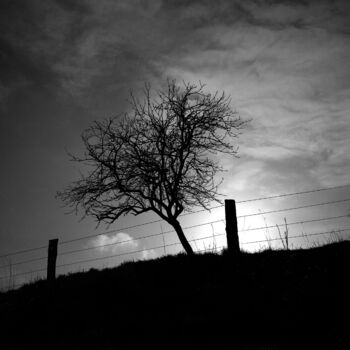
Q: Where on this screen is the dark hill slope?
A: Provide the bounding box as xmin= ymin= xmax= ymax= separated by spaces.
xmin=0 ymin=241 xmax=349 ymax=349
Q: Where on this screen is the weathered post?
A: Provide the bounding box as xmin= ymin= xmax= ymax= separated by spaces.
xmin=225 ymin=199 xmax=240 ymax=255
xmin=47 ymin=238 xmax=58 ymax=281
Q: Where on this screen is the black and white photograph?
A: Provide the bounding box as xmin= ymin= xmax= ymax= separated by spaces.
xmin=0 ymin=1 xmax=349 ymax=349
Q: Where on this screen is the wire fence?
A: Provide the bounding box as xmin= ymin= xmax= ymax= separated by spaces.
xmin=1 ymin=184 xmax=350 ymax=291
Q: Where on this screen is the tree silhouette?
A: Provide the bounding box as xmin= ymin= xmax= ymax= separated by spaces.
xmin=57 ymin=80 xmax=247 ymax=255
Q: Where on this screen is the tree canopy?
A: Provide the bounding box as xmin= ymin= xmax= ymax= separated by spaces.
xmin=58 ymin=80 xmax=248 ymax=254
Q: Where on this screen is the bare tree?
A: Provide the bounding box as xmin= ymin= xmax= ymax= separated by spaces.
xmin=57 ymin=80 xmax=248 ymax=255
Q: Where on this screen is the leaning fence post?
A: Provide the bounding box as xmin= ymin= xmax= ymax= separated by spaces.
xmin=47 ymin=238 xmax=58 ymax=282
xmin=225 ymin=199 xmax=240 ymax=255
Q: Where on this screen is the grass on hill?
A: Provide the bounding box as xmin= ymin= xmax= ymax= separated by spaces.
xmin=0 ymin=240 xmax=349 ymax=350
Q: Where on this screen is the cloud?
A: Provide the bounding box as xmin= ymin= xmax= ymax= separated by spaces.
xmin=91 ymin=232 xmax=138 ymax=254
xmin=141 ymin=249 xmax=158 ymax=260
xmin=0 ymin=0 xmax=165 ymax=115
xmin=1 ymin=0 xmax=350 ymax=264
xmin=163 ymin=1 xmax=350 ymax=197
xmin=90 ymin=233 xmax=159 ymax=261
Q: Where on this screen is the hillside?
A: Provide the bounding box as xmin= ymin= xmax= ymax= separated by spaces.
xmin=0 ymin=241 xmax=349 ymax=349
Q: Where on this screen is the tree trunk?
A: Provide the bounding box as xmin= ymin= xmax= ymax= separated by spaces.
xmin=170 ymin=219 xmax=194 ymax=255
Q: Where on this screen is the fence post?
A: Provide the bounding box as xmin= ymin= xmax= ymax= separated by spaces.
xmin=47 ymin=238 xmax=58 ymax=282
xmin=225 ymin=199 xmax=240 ymax=255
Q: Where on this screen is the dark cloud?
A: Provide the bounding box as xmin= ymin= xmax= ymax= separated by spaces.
xmin=55 ymin=0 xmax=92 ymax=14
xmin=0 ymin=0 xmax=350 ymax=260
xmin=0 ymin=37 xmax=60 ymax=89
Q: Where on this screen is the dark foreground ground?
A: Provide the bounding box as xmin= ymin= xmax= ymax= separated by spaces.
xmin=0 ymin=241 xmax=349 ymax=349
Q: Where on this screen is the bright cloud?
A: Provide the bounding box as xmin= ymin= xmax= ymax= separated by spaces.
xmin=91 ymin=232 xmax=138 ymax=254
xmin=1 ymin=0 xmax=350 ymax=266
xmin=141 ymin=249 xmax=158 ymax=260
xmin=164 ymin=1 xmax=350 ymax=200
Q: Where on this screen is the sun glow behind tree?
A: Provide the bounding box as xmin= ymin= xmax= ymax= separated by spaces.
xmin=57 ymin=80 xmax=248 ymax=255
xmin=1 ymin=184 xmax=349 ymax=291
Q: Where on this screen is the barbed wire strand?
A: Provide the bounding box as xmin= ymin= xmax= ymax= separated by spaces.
xmin=3 ymin=222 xmax=349 ymax=281
xmin=0 ymin=234 xmax=225 ymax=280
xmin=237 ymin=198 xmax=350 ymax=219
xmin=0 ymin=267 xmax=47 ymax=281
xmin=0 ymin=255 xmax=48 ymax=270
xmin=59 ymin=184 xmax=350 ymax=245
xmin=3 ymin=224 xmax=349 ymax=284
xmin=8 ymin=198 xmax=350 ymax=268
xmin=58 ymin=234 xmax=225 ymax=259
xmin=2 ymin=202 xmax=350 ymax=269
xmin=1 ymin=183 xmax=349 ymax=259
xmin=4 ymin=226 xmax=349 ymax=288
xmin=8 ymin=245 xmax=227 ymax=291
xmin=241 ymin=228 xmax=350 ymax=245
xmin=0 ymin=220 xmax=227 ymax=269
xmin=236 ymin=183 xmax=350 ymax=204
xmin=0 ymin=244 xmax=47 ymax=260
xmin=239 ymin=214 xmax=349 ymax=233
xmin=56 ymin=235 xmax=226 ymax=269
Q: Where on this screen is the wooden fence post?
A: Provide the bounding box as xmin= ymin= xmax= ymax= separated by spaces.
xmin=225 ymin=199 xmax=240 ymax=255
xmin=47 ymin=238 xmax=58 ymax=282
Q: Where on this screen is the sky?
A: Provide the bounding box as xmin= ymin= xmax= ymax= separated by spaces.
xmin=1 ymin=0 xmax=350 ymax=288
